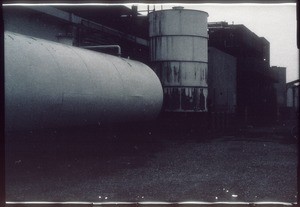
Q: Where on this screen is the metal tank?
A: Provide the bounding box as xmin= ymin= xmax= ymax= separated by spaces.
xmin=5 ymin=32 xmax=163 ymax=131
xmin=149 ymin=7 xmax=208 ymax=112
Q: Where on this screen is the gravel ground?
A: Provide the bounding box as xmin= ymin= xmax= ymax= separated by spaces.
xmin=5 ymin=123 xmax=298 ymax=203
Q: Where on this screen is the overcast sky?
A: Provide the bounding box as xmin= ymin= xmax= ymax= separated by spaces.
xmin=135 ymin=3 xmax=298 ymax=82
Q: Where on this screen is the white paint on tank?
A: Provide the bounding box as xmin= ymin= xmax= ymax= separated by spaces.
xmin=150 ymin=36 xmax=207 ymax=62
xmin=149 ymin=9 xmax=208 ymax=37
xmin=5 ymin=32 xmax=163 ymax=131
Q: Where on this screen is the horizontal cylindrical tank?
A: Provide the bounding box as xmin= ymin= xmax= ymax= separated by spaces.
xmin=149 ymin=7 xmax=208 ymax=112
xmin=5 ymin=32 xmax=163 ymax=131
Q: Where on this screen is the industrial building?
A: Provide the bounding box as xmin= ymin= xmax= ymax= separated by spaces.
xmin=271 ymin=66 xmax=287 ymax=120
xmin=4 ymin=6 xmax=149 ymax=62
xmin=286 ymin=79 xmax=299 ymax=119
xmin=272 ymin=66 xmax=287 ymax=108
xmin=4 ymin=5 xmax=291 ymax=131
xmin=3 ymin=5 xmax=298 ymax=204
xmin=208 ymin=47 xmax=237 ymax=113
xmin=208 ymin=21 xmax=279 ymax=124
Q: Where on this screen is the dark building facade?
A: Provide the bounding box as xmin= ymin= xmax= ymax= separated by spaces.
xmin=271 ymin=66 xmax=287 ymax=118
xmin=4 ymin=5 xmax=149 ymax=64
xmin=287 ymin=79 xmax=299 ymax=118
xmin=271 ymin=66 xmax=287 ymax=108
xmin=208 ymin=47 xmax=237 ymax=113
xmin=208 ymin=22 xmax=277 ymax=123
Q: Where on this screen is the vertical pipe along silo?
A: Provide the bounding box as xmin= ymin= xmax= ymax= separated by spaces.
xmin=149 ymin=6 xmax=208 ymax=112
xmin=5 ymin=32 xmax=163 ymax=131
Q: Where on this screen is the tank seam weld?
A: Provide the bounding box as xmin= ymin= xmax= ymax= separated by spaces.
xmin=151 ymin=60 xmax=208 ymax=63
xmin=150 ymin=34 xmax=209 ymax=39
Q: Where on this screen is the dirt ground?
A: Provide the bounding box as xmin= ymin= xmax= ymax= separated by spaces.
xmin=5 ymin=120 xmax=298 ymax=203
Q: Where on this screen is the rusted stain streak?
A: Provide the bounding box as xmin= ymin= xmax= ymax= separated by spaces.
xmin=149 ymin=9 xmax=208 ymax=112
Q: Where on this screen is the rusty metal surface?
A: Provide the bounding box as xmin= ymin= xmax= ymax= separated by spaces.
xmin=163 ymin=87 xmax=208 ymax=112
xmin=4 ymin=32 xmax=163 ymax=131
xmin=152 ymin=62 xmax=207 ymax=87
xmin=149 ymin=8 xmax=208 ymax=112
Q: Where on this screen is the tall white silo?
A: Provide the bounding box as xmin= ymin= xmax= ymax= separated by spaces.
xmin=149 ymin=6 xmax=208 ymax=112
